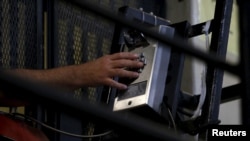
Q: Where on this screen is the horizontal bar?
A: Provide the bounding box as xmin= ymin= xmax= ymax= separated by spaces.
xmin=0 ymin=70 xmax=194 ymax=141
xmin=69 ymin=0 xmax=239 ymax=76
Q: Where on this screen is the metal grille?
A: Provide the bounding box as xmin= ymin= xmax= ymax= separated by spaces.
xmin=53 ymin=1 xmax=113 ymax=102
xmin=0 ymin=0 xmax=40 ymax=69
xmin=53 ymin=0 xmax=166 ymax=102
xmin=51 ymin=1 xmax=166 ymax=140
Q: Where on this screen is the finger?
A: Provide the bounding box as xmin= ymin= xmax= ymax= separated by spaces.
xmin=112 ymin=69 xmax=139 ymax=78
xmin=112 ymin=59 xmax=143 ymax=68
xmin=106 ymin=79 xmax=128 ymax=90
xmin=110 ymin=52 xmax=139 ymax=60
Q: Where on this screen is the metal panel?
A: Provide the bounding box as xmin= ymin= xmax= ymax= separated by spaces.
xmin=0 ymin=0 xmax=42 ymax=69
xmin=46 ymin=0 xmax=166 ymax=140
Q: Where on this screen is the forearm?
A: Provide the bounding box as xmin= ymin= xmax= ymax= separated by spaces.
xmin=0 ymin=52 xmax=143 ymax=106
xmin=0 ymin=66 xmax=83 ymax=106
xmin=6 ymin=66 xmax=85 ymax=91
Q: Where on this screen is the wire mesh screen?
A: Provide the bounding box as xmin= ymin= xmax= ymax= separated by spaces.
xmin=0 ymin=0 xmax=41 ymax=69
xmin=53 ymin=1 xmax=115 ymax=103
xmin=52 ymin=0 xmax=166 ymax=102
xmin=51 ymin=0 xmax=166 ymax=140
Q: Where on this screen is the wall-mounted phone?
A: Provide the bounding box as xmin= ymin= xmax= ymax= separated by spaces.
xmin=112 ymin=25 xmax=175 ymax=116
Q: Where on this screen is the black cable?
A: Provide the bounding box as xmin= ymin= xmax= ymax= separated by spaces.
xmin=0 ymin=111 xmax=113 ymax=138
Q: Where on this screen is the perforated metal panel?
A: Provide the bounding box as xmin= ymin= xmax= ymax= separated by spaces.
xmin=49 ymin=1 xmax=166 ymax=140
xmin=52 ymin=0 xmax=166 ymax=102
xmin=53 ymin=0 xmax=116 ymax=103
xmin=0 ymin=0 xmax=167 ymax=140
xmin=0 ymin=0 xmax=42 ymax=69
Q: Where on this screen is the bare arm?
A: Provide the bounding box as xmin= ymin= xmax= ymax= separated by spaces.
xmin=0 ymin=52 xmax=143 ymax=106
xmin=8 ymin=52 xmax=143 ymax=90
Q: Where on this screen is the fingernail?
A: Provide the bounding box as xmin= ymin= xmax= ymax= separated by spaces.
xmin=134 ymin=72 xmax=139 ymax=77
xmin=134 ymin=53 xmax=139 ymax=57
xmin=122 ymin=85 xmax=128 ymax=89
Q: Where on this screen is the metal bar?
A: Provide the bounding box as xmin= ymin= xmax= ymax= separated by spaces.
xmin=221 ymin=83 xmax=242 ymax=103
xmin=237 ymin=0 xmax=250 ymax=125
xmin=46 ymin=0 xmax=54 ymax=69
xmin=0 ymin=70 xmax=194 ymax=141
xmin=200 ymin=0 xmax=233 ymax=139
xmin=188 ymin=20 xmax=213 ymax=38
xmin=42 ymin=1 xmax=58 ymax=140
xmin=36 ymin=0 xmax=44 ymax=69
xmin=25 ymin=0 xmax=45 ymax=130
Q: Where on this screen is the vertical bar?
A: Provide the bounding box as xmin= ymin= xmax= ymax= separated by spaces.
xmin=34 ymin=0 xmax=45 ymax=128
xmin=36 ymin=0 xmax=44 ymax=71
xmin=237 ymin=0 xmax=250 ymax=125
xmin=200 ymin=0 xmax=233 ymax=139
xmin=42 ymin=0 xmax=59 ymax=140
xmin=24 ymin=0 xmax=45 ymax=135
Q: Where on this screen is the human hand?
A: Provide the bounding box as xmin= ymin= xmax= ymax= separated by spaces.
xmin=75 ymin=52 xmax=144 ymax=90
